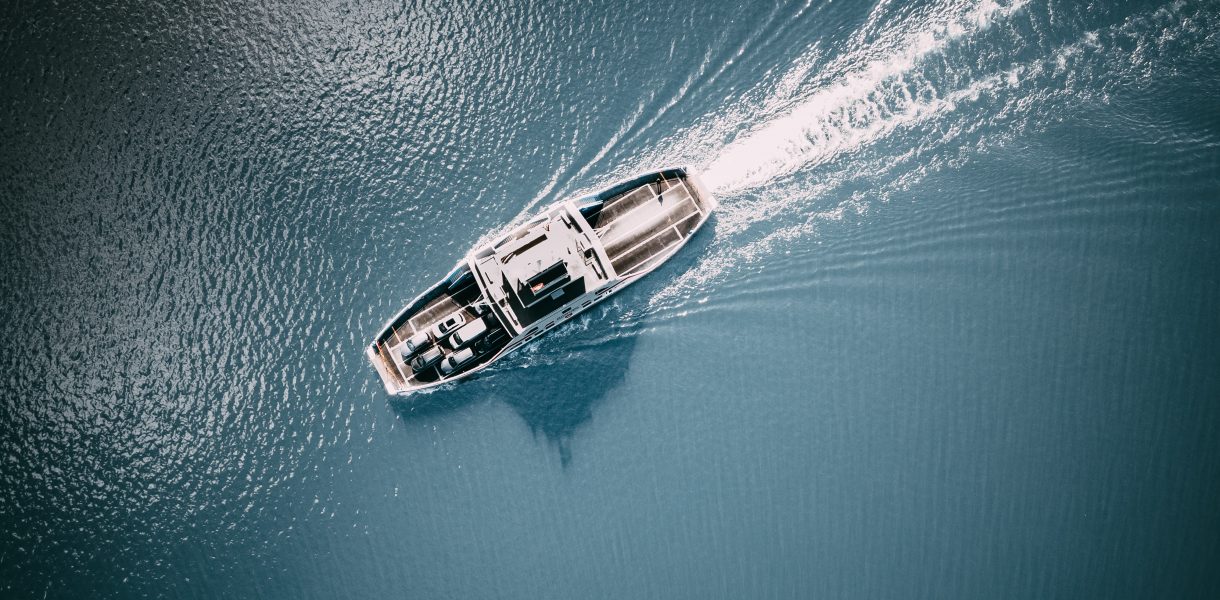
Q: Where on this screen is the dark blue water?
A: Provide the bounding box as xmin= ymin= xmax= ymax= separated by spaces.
xmin=3 ymin=0 xmax=1220 ymax=597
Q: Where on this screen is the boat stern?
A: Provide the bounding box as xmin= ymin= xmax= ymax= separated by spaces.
xmin=366 ymin=342 xmax=407 ymax=395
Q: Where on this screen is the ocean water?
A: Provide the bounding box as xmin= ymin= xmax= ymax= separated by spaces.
xmin=2 ymin=0 xmax=1219 ymax=597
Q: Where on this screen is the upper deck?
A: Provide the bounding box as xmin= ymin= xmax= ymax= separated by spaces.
xmin=471 ymin=202 xmax=614 ymax=334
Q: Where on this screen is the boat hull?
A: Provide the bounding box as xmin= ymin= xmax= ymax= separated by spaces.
xmin=367 ymin=166 xmax=716 ymax=395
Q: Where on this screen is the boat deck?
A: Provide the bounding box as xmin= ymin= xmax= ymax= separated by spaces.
xmin=371 ymin=279 xmax=509 ymax=387
xmin=376 ymin=281 xmax=483 ymax=351
xmin=408 ymin=281 xmax=482 ymax=334
xmin=590 ymin=175 xmax=709 ymax=276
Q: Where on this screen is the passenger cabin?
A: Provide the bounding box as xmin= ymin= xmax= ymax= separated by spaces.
xmin=472 ymin=201 xmax=615 ymax=334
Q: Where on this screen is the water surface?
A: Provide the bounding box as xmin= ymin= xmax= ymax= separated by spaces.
xmin=2 ymin=0 xmax=1219 ymax=597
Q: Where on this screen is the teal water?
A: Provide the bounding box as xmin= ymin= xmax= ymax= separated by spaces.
xmin=3 ymin=0 xmax=1220 ymax=597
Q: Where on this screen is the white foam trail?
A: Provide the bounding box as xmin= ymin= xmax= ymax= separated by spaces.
xmin=703 ymin=0 xmax=1029 ymax=195
xmin=638 ymin=0 xmax=1034 ymax=310
xmin=641 ymin=0 xmax=1215 ymax=316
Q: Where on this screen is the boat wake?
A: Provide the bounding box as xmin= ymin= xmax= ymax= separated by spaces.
xmin=633 ymin=0 xmax=1214 ymax=315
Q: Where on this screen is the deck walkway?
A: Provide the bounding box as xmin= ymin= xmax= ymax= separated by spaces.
xmin=593 ymin=177 xmax=704 ymax=275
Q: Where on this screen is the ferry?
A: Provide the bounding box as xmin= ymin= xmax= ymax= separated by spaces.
xmin=366 ymin=166 xmax=716 ymax=394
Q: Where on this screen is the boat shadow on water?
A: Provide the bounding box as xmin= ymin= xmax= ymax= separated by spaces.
xmin=388 ymin=217 xmax=718 ymax=465
xmin=389 ymin=331 xmax=638 ymax=466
